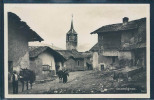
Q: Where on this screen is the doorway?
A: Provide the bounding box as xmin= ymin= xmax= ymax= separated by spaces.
xmin=100 ymin=63 xmax=105 ymax=71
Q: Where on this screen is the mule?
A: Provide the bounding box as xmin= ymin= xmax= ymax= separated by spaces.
xmin=19 ymin=68 xmax=36 ymax=92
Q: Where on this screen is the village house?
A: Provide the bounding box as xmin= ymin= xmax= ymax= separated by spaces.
xmin=90 ymin=17 xmax=146 ymax=70
xmin=57 ymin=50 xmax=92 ymax=71
xmin=8 ymin=12 xmax=43 ymax=78
xmin=29 ymin=46 xmax=66 ymax=80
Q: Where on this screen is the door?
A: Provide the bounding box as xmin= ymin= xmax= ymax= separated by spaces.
xmin=101 ymin=64 xmax=104 ymax=71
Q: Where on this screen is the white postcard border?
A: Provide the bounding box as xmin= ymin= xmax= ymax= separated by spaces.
xmin=4 ymin=4 xmax=150 ymax=98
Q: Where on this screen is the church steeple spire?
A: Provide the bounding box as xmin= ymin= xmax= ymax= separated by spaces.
xmin=67 ymin=14 xmax=77 ymax=34
xmin=71 ymin=14 xmax=74 ymax=29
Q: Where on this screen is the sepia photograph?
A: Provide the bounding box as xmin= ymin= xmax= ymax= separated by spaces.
xmin=4 ymin=4 xmax=150 ymax=98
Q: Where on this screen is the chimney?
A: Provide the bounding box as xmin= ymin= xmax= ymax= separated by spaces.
xmin=123 ymin=17 xmax=129 ymax=25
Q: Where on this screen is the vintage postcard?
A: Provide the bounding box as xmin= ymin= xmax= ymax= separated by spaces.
xmin=4 ymin=4 xmax=150 ymax=98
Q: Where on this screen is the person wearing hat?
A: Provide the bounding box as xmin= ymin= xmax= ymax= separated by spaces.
xmin=12 ymin=70 xmax=19 ymax=94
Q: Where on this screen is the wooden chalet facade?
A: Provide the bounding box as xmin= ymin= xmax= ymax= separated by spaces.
xmin=90 ymin=17 xmax=146 ymax=70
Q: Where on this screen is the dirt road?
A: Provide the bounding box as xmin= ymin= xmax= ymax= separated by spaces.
xmin=17 ymin=70 xmax=146 ymax=94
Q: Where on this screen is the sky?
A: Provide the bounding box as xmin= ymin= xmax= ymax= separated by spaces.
xmin=4 ymin=4 xmax=149 ymax=52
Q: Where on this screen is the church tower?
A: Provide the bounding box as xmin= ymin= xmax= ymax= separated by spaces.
xmin=66 ymin=15 xmax=78 ymax=50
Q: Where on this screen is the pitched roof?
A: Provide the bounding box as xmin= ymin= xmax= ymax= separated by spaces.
xmin=29 ymin=42 xmax=63 ymax=50
xmin=56 ymin=50 xmax=85 ymax=60
xmin=56 ymin=50 xmax=74 ymax=59
xmin=72 ymin=53 xmax=84 ymax=59
xmin=8 ymin=12 xmax=43 ymax=42
xmin=89 ymin=43 xmax=99 ymax=52
xmin=67 ymin=29 xmax=77 ymax=35
xmin=29 ymin=46 xmax=66 ymax=62
xmin=91 ymin=18 xmax=146 ymax=34
xmin=78 ymin=52 xmax=92 ymax=58
xmin=29 ymin=46 xmax=47 ymax=58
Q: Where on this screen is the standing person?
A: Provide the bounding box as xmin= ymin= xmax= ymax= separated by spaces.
xmin=63 ymin=70 xmax=69 ymax=83
xmin=57 ymin=70 xmax=63 ymax=83
xmin=12 ymin=71 xmax=19 ymax=94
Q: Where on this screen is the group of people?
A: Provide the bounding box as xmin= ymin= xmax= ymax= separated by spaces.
xmin=57 ymin=69 xmax=69 ymax=83
xmin=11 ymin=69 xmax=69 ymax=94
xmin=11 ymin=69 xmax=36 ymax=94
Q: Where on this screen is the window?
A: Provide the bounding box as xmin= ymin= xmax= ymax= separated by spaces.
xmin=77 ymin=61 xmax=80 ymax=66
xmin=42 ymin=65 xmax=50 ymax=71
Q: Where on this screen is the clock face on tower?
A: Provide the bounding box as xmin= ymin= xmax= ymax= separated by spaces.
xmin=69 ymin=35 xmax=76 ymax=41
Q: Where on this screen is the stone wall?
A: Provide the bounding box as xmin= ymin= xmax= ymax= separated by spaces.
xmin=92 ymin=52 xmax=99 ymax=70
xmin=66 ymin=41 xmax=77 ymax=50
xmin=66 ymin=34 xmax=78 ymax=50
xmin=64 ymin=58 xmax=85 ymax=71
xmin=132 ymin=48 xmax=146 ymax=67
xmin=64 ymin=58 xmax=76 ymax=71
xmin=121 ymin=30 xmax=135 ymax=47
xmin=38 ymin=51 xmax=56 ymax=70
xmin=8 ymin=27 xmax=29 ymax=73
xmin=30 ymin=58 xmax=43 ymax=80
xmin=98 ymin=55 xmax=119 ymax=70
xmin=75 ymin=59 xmax=85 ymax=71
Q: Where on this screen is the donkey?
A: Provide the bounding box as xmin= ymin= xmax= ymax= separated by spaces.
xmin=19 ymin=68 xmax=36 ymax=91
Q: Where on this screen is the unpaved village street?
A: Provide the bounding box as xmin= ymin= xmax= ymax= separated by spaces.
xmin=19 ymin=70 xmax=146 ymax=94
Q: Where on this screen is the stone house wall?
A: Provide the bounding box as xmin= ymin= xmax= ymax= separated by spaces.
xmin=64 ymin=58 xmax=76 ymax=71
xmin=8 ymin=26 xmax=29 ymax=74
xmin=64 ymin=58 xmax=85 ymax=71
xmin=30 ymin=58 xmax=43 ymax=80
xmin=29 ymin=51 xmax=57 ymax=80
